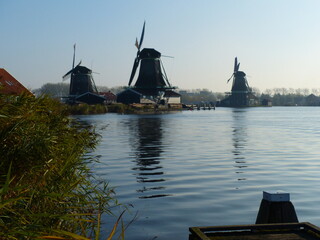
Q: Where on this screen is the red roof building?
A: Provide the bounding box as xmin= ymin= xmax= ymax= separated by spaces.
xmin=99 ymin=91 xmax=117 ymax=103
xmin=0 ymin=68 xmax=33 ymax=96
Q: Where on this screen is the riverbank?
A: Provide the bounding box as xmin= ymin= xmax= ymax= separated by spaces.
xmin=65 ymin=102 xmax=184 ymax=115
xmin=0 ymin=94 xmax=123 ymax=239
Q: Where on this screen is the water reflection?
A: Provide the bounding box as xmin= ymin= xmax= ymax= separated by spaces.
xmin=232 ymin=109 xmax=249 ymax=182
xmin=128 ymin=116 xmax=171 ymax=199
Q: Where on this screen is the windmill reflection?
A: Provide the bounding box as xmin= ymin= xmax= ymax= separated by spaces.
xmin=129 ymin=116 xmax=171 ymax=199
xmin=232 ymin=109 xmax=248 ymax=182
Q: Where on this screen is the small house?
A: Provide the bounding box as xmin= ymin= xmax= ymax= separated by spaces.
xmin=99 ymin=91 xmax=117 ymax=104
xmin=305 ymin=94 xmax=320 ymax=106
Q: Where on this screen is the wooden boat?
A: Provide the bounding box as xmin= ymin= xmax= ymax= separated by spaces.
xmin=189 ymin=222 xmax=320 ymax=240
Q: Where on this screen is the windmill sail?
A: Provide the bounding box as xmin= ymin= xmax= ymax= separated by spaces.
xmin=138 ymin=21 xmax=145 ymax=49
xmin=128 ymin=21 xmax=145 ymax=86
xmin=128 ymin=58 xmax=140 ymax=86
xmin=227 ymin=57 xmax=239 ymax=83
xmin=72 ymin=43 xmax=76 ymax=69
xmin=234 ymin=57 xmax=238 ymax=73
xmin=63 ymin=61 xmax=81 ymax=81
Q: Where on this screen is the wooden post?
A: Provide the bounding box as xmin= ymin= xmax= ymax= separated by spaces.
xmin=256 ymin=191 xmax=299 ymax=224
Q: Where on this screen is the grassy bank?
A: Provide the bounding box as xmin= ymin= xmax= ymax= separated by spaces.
xmin=65 ymin=103 xmax=108 ymax=115
xmin=0 ymin=94 xmax=123 ymax=239
xmin=64 ymin=103 xmax=133 ymax=115
xmin=64 ymin=102 xmax=183 ymax=115
xmin=106 ymin=103 xmax=183 ymax=114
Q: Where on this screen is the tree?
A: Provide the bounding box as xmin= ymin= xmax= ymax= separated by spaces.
xmin=34 ymin=83 xmax=69 ymax=98
xmin=311 ymin=88 xmax=320 ymax=96
xmin=252 ymin=87 xmax=261 ymax=97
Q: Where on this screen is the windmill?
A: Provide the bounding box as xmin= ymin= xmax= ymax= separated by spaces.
xmin=117 ymin=22 xmax=180 ymax=105
xmin=62 ymin=44 xmax=105 ymax=104
xmin=128 ymin=22 xmax=172 ymax=89
xmin=227 ymin=57 xmax=250 ymax=93
xmin=217 ymin=57 xmax=257 ymax=107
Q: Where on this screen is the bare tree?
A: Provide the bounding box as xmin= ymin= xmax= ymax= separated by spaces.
xmin=35 ymin=83 xmax=69 ymax=98
xmin=311 ymin=88 xmax=320 ymax=96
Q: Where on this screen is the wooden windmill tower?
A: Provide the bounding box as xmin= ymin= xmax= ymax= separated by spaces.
xmin=117 ymin=22 xmax=180 ymax=105
xmin=62 ymin=45 xmax=105 ymax=104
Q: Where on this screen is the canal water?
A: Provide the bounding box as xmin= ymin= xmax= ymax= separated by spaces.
xmin=78 ymin=107 xmax=320 ymax=240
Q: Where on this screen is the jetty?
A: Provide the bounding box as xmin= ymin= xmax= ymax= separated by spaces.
xmin=189 ymin=191 xmax=320 ymax=240
xmin=184 ymin=103 xmax=215 ymax=110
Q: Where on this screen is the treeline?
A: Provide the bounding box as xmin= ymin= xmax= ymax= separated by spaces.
xmin=179 ymin=89 xmax=224 ymax=104
xmin=33 ymin=83 xmax=125 ymax=97
xmin=257 ymin=88 xmax=320 ymax=106
xmin=180 ymin=87 xmax=320 ymax=106
xmin=34 ymin=83 xmax=320 ymax=106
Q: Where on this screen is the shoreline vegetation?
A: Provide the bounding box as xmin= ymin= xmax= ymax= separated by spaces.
xmin=65 ymin=102 xmax=184 ymax=115
xmin=35 ymin=83 xmax=320 ymax=107
xmin=0 ymin=94 xmax=125 ymax=239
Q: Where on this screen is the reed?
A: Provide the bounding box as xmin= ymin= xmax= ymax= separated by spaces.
xmin=106 ymin=103 xmax=134 ymax=114
xmin=0 ymin=94 xmax=123 ymax=239
xmin=65 ymin=103 xmax=108 ymax=115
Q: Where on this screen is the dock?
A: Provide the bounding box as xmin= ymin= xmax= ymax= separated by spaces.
xmin=185 ymin=104 xmax=215 ymax=110
xmin=189 ymin=222 xmax=320 ymax=240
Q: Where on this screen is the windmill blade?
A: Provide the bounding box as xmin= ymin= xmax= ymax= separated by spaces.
xmin=128 ymin=57 xmax=140 ymax=86
xmin=72 ymin=43 xmax=76 ymax=69
xmin=63 ymin=61 xmax=82 ymax=81
xmin=90 ymin=75 xmax=99 ymax=93
xmin=236 ymin=63 xmax=240 ymax=72
xmin=234 ymin=57 xmax=238 ymax=73
xmin=62 ymin=74 xmax=71 ymax=81
xmin=63 ymin=69 xmax=73 ymax=81
xmin=138 ymin=21 xmax=145 ymax=50
xmin=160 ymin=59 xmax=171 ymax=87
xmin=128 ymin=21 xmax=145 ymax=85
xmin=162 ymin=55 xmax=174 ymax=58
xmin=227 ymin=73 xmax=234 ymax=83
xmin=62 ymin=60 xmax=82 ymax=81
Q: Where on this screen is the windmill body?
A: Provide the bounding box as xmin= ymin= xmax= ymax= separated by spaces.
xmin=117 ymin=22 xmax=181 ymax=106
xmin=231 ymin=71 xmax=249 ymax=93
xmin=217 ymin=57 xmax=258 ymax=107
xmin=134 ymin=48 xmax=167 ymax=89
xmin=68 ymin=65 xmax=95 ymax=95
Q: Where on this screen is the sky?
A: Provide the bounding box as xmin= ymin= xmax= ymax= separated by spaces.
xmin=1 ymin=0 xmax=320 ymax=93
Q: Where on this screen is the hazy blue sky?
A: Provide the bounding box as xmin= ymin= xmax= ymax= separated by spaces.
xmin=1 ymin=0 xmax=320 ymax=92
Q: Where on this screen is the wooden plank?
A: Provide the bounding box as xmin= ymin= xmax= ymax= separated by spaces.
xmin=304 ymin=222 xmax=320 ymax=235
xmin=204 ymin=232 xmax=318 ymax=240
xmin=194 ymin=222 xmax=305 ymax=232
xmin=189 ymin=227 xmax=211 ymax=240
xmin=189 ymin=222 xmax=320 ymax=240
